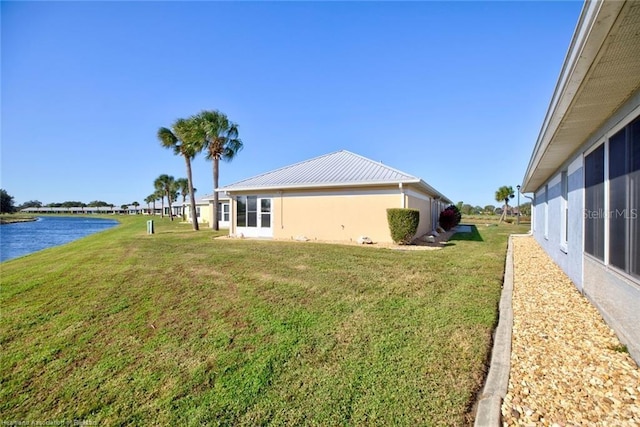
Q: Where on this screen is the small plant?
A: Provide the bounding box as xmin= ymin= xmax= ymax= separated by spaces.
xmin=439 ymin=205 xmax=462 ymax=231
xmin=386 ymin=208 xmax=420 ymax=244
xmin=505 ymin=218 xmax=514 ymax=224
xmin=609 ymin=344 xmax=629 ymax=354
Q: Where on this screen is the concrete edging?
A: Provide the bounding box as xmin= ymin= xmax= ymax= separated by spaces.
xmin=474 ymin=235 xmax=515 ymax=426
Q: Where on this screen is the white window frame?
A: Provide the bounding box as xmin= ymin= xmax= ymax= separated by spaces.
xmin=544 ymin=185 xmax=549 ymax=240
xmin=561 ymin=170 xmax=569 ymax=252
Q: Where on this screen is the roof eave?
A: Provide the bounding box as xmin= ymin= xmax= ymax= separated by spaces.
xmin=521 ymin=0 xmax=626 ymax=193
xmin=217 ymin=180 xmax=413 ymax=193
xmin=218 ymin=178 xmax=451 ymax=203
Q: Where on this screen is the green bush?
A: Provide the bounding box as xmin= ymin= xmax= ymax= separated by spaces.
xmin=386 ymin=208 xmax=420 ymax=244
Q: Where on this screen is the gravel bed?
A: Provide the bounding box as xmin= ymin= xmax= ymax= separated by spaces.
xmin=502 ymin=236 xmax=640 ymax=426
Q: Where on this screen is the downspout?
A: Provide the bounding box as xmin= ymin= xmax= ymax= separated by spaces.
xmin=399 ymin=183 xmax=406 ymax=208
xmin=433 ymin=196 xmax=440 ymax=232
xmin=279 ymin=190 xmax=284 ymax=229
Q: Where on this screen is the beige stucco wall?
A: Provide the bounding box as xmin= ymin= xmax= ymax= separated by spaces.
xmin=183 ymin=198 xmax=232 ymax=228
xmin=406 ymin=192 xmax=433 ymax=237
xmin=226 ymin=184 xmax=443 ymax=243
xmin=185 ymin=203 xmax=210 ymax=224
xmin=273 ymin=190 xmax=401 ymax=243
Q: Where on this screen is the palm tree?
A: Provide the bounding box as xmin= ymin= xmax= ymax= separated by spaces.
xmin=193 ymin=110 xmax=243 ymax=231
xmin=144 ymin=195 xmax=154 ymax=215
xmin=132 ymin=201 xmax=140 ymax=214
xmin=154 ymin=178 xmax=165 ymax=218
xmin=169 ymin=180 xmax=179 ymax=217
xmin=175 ymin=178 xmax=189 ymax=221
xmin=156 ymin=174 xmax=176 ymax=221
xmin=158 ymin=119 xmax=202 ymax=231
xmin=495 ymin=185 xmax=515 ymax=223
xmin=154 ymin=190 xmax=164 ymax=216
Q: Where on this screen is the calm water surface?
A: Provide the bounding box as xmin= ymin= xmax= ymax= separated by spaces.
xmin=0 ymin=216 xmax=119 ymax=262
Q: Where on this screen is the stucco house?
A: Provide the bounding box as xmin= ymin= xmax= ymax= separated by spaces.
xmin=217 ymin=150 xmax=451 ymax=243
xmin=522 ymin=0 xmax=640 ymax=363
xmin=175 ymin=193 xmax=232 ymax=229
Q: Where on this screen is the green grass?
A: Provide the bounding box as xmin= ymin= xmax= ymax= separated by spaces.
xmin=1 ymin=216 xmax=527 ymax=425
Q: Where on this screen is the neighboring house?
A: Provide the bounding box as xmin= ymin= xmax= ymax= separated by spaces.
xmin=522 ymin=0 xmax=640 ymax=363
xmin=20 ymin=206 xmax=125 ymax=214
xmin=217 ymin=150 xmax=451 ymax=243
xmin=202 ymin=192 xmax=232 ymax=229
xmin=176 ymin=193 xmax=231 ymax=229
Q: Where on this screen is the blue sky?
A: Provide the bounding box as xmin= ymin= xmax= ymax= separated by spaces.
xmin=2 ymin=1 xmax=584 ymax=208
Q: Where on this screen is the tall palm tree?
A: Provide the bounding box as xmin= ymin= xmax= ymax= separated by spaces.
xmin=144 ymin=195 xmax=154 ymax=215
xmin=154 ymin=190 xmax=164 ymax=216
xmin=158 ymin=119 xmax=202 ymax=231
xmin=165 ymin=175 xmax=177 ymax=220
xmin=169 ymin=180 xmax=179 ymax=217
xmin=495 ymin=185 xmax=515 ymax=223
xmin=193 ymin=110 xmax=243 ymax=231
xmin=154 ymin=179 xmax=165 ymax=218
xmin=175 ymin=178 xmax=189 ymax=221
xmin=154 ymin=175 xmax=175 ymax=220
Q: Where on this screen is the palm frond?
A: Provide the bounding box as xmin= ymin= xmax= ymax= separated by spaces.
xmin=157 ymin=127 xmax=178 ymax=148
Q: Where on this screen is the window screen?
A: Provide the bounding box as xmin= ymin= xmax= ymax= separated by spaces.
xmin=585 ymin=145 xmax=605 ymax=260
xmin=609 ymin=129 xmax=627 ymax=270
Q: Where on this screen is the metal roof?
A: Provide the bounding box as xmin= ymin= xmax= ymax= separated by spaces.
xmin=218 ymin=150 xmax=451 ymax=202
xmin=175 ymin=193 xmax=230 ymax=206
xmin=522 ymin=0 xmax=640 ymax=192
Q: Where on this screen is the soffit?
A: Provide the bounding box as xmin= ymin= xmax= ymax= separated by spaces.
xmin=523 ymin=1 xmax=640 ymax=192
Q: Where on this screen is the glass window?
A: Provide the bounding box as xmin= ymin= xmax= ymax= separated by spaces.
xmin=216 ymin=202 xmax=229 ymax=222
xmin=585 ymin=145 xmax=605 ymax=260
xmin=609 ymin=129 xmax=627 ymax=270
xmin=601 ymin=115 xmax=640 ymax=278
xmin=261 ymin=199 xmax=271 ymax=228
xmin=631 ymin=119 xmax=640 ymax=277
xmin=237 ymin=196 xmax=247 ymax=227
xmin=247 ymin=196 xmax=257 ymax=227
xmin=561 ymin=171 xmax=568 ymax=246
xmin=544 ymin=185 xmax=549 ymax=238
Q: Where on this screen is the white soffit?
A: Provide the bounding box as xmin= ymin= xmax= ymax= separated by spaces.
xmin=522 ymin=0 xmax=640 ymax=192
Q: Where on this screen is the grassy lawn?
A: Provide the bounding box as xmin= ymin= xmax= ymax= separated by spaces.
xmin=1 ymin=216 xmax=527 ymax=425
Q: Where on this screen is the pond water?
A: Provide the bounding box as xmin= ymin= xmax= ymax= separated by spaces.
xmin=0 ymin=216 xmax=119 ymax=262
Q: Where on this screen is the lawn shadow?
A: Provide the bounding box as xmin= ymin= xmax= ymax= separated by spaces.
xmin=448 ymin=224 xmax=484 ymax=242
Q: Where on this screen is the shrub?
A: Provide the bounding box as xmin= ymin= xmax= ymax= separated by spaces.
xmin=439 ymin=205 xmax=462 ymax=231
xmin=386 ymin=208 xmax=420 ymax=244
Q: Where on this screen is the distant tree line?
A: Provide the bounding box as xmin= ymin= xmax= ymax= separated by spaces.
xmin=0 ymin=191 xmax=145 ymax=213
xmin=453 ymin=192 xmax=532 ymax=218
xmin=454 ymin=201 xmax=495 ymax=216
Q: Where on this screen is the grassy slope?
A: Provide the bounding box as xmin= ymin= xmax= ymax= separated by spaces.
xmin=1 ymin=216 xmax=527 ymax=425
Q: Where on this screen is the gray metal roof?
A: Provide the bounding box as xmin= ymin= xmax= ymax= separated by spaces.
xmin=176 ymin=193 xmax=230 ymax=206
xmin=220 ymin=150 xmax=417 ymax=188
xmin=218 ymin=150 xmax=451 ymax=202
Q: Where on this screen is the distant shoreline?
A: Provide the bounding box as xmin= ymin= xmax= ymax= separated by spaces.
xmin=0 ymin=216 xmax=37 ymax=225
